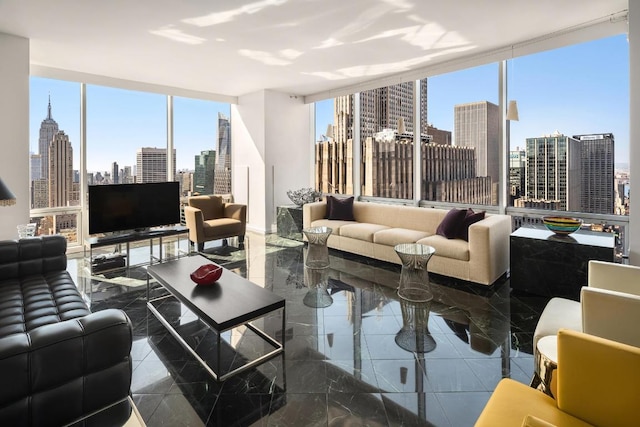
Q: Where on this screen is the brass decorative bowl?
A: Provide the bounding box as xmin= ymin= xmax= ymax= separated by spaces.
xmin=542 ymin=216 xmax=582 ymax=235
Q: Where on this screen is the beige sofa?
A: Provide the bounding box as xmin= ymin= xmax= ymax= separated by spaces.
xmin=303 ymin=200 xmax=511 ymax=285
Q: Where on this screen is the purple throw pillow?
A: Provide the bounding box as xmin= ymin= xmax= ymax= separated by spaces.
xmin=324 ymin=196 xmax=334 ymax=219
xmin=327 ymin=196 xmax=355 ymax=221
xmin=457 ymin=209 xmax=486 ymax=241
xmin=436 ymin=208 xmax=468 ymax=239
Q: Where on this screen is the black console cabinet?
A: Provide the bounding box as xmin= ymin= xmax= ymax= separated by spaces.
xmin=510 ymin=226 xmax=615 ymax=300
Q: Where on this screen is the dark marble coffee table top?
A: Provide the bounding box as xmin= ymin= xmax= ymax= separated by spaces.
xmin=147 ymin=255 xmax=285 ymax=331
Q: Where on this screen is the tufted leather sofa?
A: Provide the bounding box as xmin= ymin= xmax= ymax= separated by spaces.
xmin=0 ymin=235 xmax=133 ymax=426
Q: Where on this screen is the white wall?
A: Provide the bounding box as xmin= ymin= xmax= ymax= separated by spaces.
xmin=629 ymin=4 xmax=640 ymax=264
xmin=232 ymin=90 xmax=312 ymax=233
xmin=0 ymin=33 xmax=29 ymax=240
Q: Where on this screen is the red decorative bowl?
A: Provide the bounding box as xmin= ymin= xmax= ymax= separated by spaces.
xmin=190 ymin=263 xmax=223 ymax=285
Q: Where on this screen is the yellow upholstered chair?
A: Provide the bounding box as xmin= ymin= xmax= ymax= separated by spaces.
xmin=475 ymin=329 xmax=640 ymax=427
xmin=184 ymin=195 xmax=246 ymax=251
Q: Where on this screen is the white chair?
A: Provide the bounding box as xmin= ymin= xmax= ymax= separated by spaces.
xmin=531 ymin=260 xmax=640 ymax=389
xmin=533 ymin=260 xmax=640 ymax=349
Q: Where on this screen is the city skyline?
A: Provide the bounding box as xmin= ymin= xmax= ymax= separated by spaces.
xmin=315 ymin=34 xmax=629 ymax=167
xmin=29 ymin=80 xmax=231 ymax=174
xmin=30 ymin=34 xmax=628 ymax=174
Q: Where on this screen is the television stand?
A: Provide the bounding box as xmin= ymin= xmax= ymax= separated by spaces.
xmin=84 ymin=225 xmax=189 ymax=273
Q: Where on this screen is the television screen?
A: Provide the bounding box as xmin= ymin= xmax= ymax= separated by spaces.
xmin=88 ymin=182 xmax=180 ymax=235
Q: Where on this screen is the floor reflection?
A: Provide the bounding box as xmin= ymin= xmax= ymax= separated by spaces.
xmin=72 ymin=232 xmax=550 ymax=427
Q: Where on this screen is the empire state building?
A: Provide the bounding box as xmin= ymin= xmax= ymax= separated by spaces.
xmin=38 ymin=96 xmax=59 ymax=180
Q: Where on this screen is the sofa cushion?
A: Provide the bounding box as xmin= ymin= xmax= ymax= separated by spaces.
xmin=373 ymin=228 xmax=431 ymax=247
xmin=458 ymin=209 xmax=486 ymax=241
xmin=339 ymin=223 xmax=390 ymax=242
xmin=436 ymin=208 xmax=468 ymax=239
xmin=310 ymin=219 xmax=353 ymax=233
xmin=327 ymin=196 xmax=356 ymax=221
xmin=418 ymin=234 xmax=470 ymax=261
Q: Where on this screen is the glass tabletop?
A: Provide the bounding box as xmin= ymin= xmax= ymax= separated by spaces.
xmin=394 ymin=243 xmax=436 ymax=256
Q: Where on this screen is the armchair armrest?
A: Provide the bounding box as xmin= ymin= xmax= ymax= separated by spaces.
xmin=224 ymin=203 xmax=247 ymax=222
xmin=184 ymin=205 xmax=205 ymax=244
xmin=557 ymin=329 xmax=640 ymax=427
xmin=581 ymin=286 xmax=640 ymax=347
xmin=588 ymin=260 xmax=640 ymax=296
xmin=0 ymin=309 xmax=132 ymax=426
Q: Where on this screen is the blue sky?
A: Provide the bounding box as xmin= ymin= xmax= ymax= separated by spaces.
xmin=31 ymin=34 xmax=628 ymax=174
xmin=315 ymin=34 xmax=629 ymax=165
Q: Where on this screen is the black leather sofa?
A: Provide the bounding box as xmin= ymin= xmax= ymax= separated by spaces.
xmin=0 ymin=235 xmax=133 ymax=426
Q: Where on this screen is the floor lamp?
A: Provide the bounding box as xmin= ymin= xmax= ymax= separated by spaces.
xmin=0 ymin=177 xmax=16 ymax=206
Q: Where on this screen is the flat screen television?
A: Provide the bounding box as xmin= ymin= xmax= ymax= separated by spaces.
xmin=88 ymin=182 xmax=180 ymax=235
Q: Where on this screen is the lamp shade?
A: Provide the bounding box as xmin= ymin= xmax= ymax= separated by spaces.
xmin=0 ymin=178 xmax=16 ymax=206
xmin=398 ymin=117 xmax=406 ymax=134
xmin=326 ymin=124 xmax=334 ymax=139
xmin=506 ymin=100 xmax=519 ymax=121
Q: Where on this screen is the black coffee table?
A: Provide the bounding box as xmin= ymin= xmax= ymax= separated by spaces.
xmin=146 ymin=255 xmax=285 ymax=381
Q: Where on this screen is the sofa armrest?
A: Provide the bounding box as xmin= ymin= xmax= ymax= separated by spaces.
xmin=303 ymin=201 xmax=327 ymax=228
xmin=588 ymin=260 xmax=640 ymax=296
xmin=184 ymin=205 xmax=205 ymax=244
xmin=0 ymin=309 xmax=132 ymax=426
xmin=557 ymin=329 xmax=640 ymax=427
xmin=467 ymin=214 xmax=511 ymax=285
xmin=224 ymin=203 xmax=247 ymax=223
xmin=581 ymin=286 xmax=640 ymax=347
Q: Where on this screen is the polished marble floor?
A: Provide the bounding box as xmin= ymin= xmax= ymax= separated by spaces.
xmin=70 ymin=232 xmax=550 ymax=427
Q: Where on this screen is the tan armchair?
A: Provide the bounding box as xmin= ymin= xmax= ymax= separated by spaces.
xmin=184 ymin=195 xmax=246 ymax=251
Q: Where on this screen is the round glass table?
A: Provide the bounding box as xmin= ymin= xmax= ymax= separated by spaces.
xmin=394 ymin=243 xmax=436 ymax=302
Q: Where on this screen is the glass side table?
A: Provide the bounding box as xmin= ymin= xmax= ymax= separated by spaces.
xmin=302 ymin=266 xmax=333 ymax=308
xmin=303 ymin=226 xmax=333 ymax=269
xmin=395 ymin=298 xmax=436 ymax=353
xmin=394 ymin=243 xmax=436 ymax=302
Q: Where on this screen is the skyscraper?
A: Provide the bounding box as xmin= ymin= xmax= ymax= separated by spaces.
xmin=332 ymin=79 xmax=428 ymax=197
xmin=524 ymin=131 xmax=581 ymax=211
xmin=454 ymin=101 xmax=500 ymax=183
xmin=214 ymin=113 xmax=231 ymax=194
xmin=136 ymin=147 xmax=176 ymax=183
xmin=509 ymin=148 xmax=526 ymax=203
xmin=194 ymin=150 xmax=216 ymax=195
xmin=112 ymin=161 xmax=119 ymax=184
xmin=38 ymin=96 xmax=59 ymax=181
xmin=573 ymin=133 xmax=615 ymax=214
xmin=48 ymin=130 xmax=73 ymax=207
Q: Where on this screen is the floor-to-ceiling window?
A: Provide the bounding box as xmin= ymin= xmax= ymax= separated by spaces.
xmin=29 ymin=79 xmax=234 ymax=247
xmin=86 ymin=86 xmax=168 ymax=185
xmin=29 ymin=77 xmax=81 ymax=243
xmin=425 ymin=64 xmax=499 ymax=206
xmin=360 ymin=80 xmax=422 ymax=200
xmin=173 ymin=97 xmax=232 ymax=198
xmin=507 ymin=34 xmax=629 ymax=255
xmin=314 ymin=97 xmax=354 ymax=195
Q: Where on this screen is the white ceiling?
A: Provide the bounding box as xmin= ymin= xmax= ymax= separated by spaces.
xmin=0 ymin=0 xmax=628 ymax=99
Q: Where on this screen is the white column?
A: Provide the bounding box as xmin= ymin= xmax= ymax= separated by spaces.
xmin=0 ymin=33 xmax=29 ymax=239
xmin=629 ymin=6 xmax=640 ymax=264
xmin=232 ymin=90 xmax=312 ymax=233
